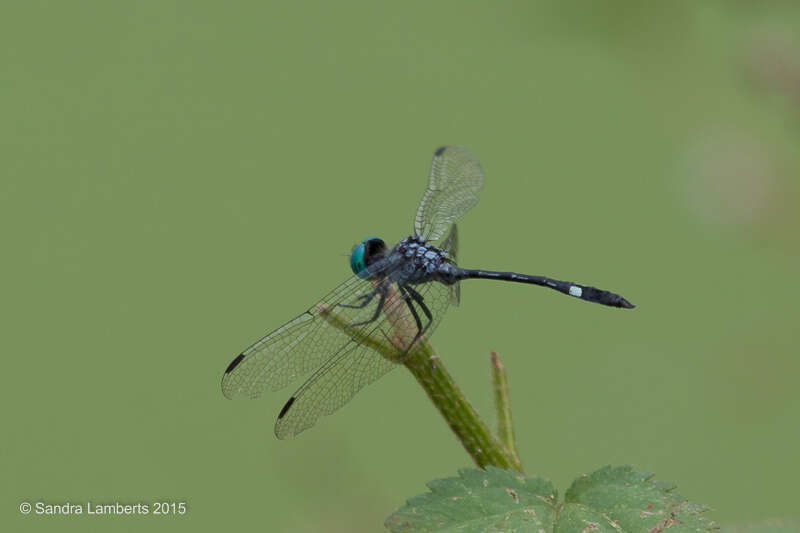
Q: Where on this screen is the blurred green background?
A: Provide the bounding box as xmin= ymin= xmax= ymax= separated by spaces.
xmin=3 ymin=1 xmax=799 ymax=531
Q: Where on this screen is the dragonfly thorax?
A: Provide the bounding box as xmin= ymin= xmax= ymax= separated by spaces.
xmin=391 ymin=235 xmax=457 ymax=285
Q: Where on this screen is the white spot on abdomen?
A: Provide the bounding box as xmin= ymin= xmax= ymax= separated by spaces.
xmin=569 ymin=285 xmax=583 ymax=298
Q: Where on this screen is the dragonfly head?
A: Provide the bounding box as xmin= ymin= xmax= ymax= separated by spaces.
xmin=350 ymin=237 xmax=387 ymax=278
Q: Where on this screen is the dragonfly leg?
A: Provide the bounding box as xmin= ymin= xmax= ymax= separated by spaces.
xmin=337 ymin=288 xmax=379 ymax=309
xmin=401 ymin=284 xmax=433 ymax=349
xmin=397 ymin=285 xmax=424 ymax=348
xmin=348 ymin=283 xmax=389 ymax=328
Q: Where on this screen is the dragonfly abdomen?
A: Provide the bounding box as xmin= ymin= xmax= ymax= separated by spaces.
xmin=455 ymin=268 xmax=634 ymax=309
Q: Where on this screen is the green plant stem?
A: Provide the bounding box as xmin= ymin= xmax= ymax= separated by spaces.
xmin=403 ymin=342 xmax=523 ymax=472
xmin=317 ymin=303 xmax=523 ymax=473
xmin=490 ymin=350 xmax=522 ymax=470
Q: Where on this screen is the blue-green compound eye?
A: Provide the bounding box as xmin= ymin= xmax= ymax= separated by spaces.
xmin=350 ymin=236 xmax=382 ymax=278
xmin=350 ymin=242 xmax=367 ymax=277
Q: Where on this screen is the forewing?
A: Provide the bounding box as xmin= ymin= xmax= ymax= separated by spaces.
xmin=414 ymin=146 xmax=484 ymax=243
xmin=274 ymin=279 xmax=453 ymax=438
xmin=221 ymin=263 xmax=396 ymax=399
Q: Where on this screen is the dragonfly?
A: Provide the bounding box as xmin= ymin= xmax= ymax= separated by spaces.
xmin=221 ymin=146 xmax=634 ymax=438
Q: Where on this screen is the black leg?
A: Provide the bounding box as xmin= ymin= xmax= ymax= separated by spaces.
xmin=337 ymin=288 xmax=379 ymax=309
xmin=348 ymin=283 xmax=389 ymax=328
xmin=397 ymin=285 xmax=423 ymax=338
xmin=403 ymin=285 xmax=433 ymax=348
xmin=397 ymin=285 xmax=425 ymax=351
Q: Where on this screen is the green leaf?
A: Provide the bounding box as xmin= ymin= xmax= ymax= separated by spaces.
xmin=385 ymin=466 xmax=558 ymax=532
xmin=563 ymin=465 xmax=717 ymax=532
xmin=385 ymin=466 xmax=718 ymax=533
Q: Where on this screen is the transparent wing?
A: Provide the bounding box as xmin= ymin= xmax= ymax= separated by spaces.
xmin=273 ymin=335 xmax=396 ymax=438
xmin=439 ymin=223 xmax=461 ymax=306
xmin=440 ymin=223 xmax=458 ymax=261
xmin=414 ymin=146 xmax=484 ymax=243
xmin=275 ymin=279 xmax=453 ymax=438
xmin=221 ymin=260 xmax=398 ymax=399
